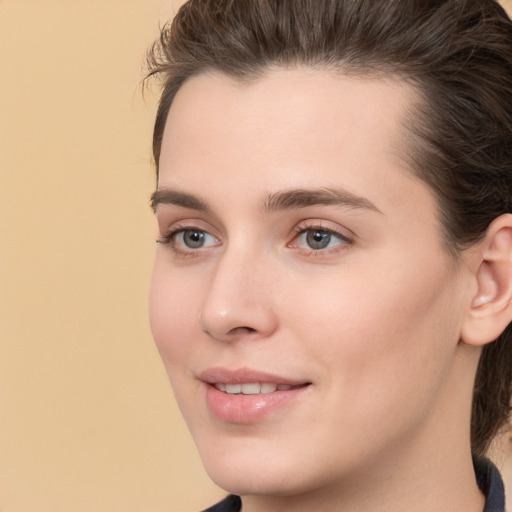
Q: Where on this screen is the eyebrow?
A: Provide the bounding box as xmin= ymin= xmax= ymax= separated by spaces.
xmin=263 ymin=187 xmax=382 ymax=214
xmin=150 ymin=186 xmax=381 ymax=215
xmin=150 ymin=189 xmax=211 ymax=213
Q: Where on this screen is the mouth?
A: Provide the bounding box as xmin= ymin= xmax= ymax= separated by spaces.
xmin=200 ymin=368 xmax=312 ymax=424
xmin=213 ymin=382 xmax=307 ymax=394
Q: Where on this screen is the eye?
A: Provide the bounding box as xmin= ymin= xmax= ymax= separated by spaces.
xmin=157 ymin=226 xmax=220 ymax=253
xmin=290 ymin=224 xmax=352 ymax=253
xmin=175 ymin=229 xmax=214 ymax=249
xmin=300 ymin=229 xmax=337 ymax=250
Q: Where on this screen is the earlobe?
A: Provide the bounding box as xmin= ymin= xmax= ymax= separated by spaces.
xmin=461 ymin=214 xmax=512 ymax=346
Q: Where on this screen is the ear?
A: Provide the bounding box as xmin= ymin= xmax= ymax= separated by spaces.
xmin=461 ymin=214 xmax=512 ymax=346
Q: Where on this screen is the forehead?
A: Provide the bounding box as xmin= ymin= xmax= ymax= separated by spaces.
xmin=160 ymin=67 xmax=417 ymax=168
xmin=158 ymin=67 xmax=426 ymax=216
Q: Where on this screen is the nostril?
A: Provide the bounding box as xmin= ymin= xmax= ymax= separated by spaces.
xmin=228 ymin=326 xmax=257 ymax=335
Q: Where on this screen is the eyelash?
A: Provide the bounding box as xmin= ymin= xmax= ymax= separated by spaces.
xmin=290 ymin=223 xmax=353 ymax=255
xmin=156 ymin=222 xmax=353 ymax=257
xmin=156 ymin=223 xmax=217 ymax=258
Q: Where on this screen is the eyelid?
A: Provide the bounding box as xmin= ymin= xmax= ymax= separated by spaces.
xmin=287 ymin=220 xmax=354 ymax=254
xmin=157 ymin=217 xmax=218 ymax=238
xmin=291 ymin=219 xmax=354 ymax=238
xmin=157 ymin=220 xmax=221 ymax=255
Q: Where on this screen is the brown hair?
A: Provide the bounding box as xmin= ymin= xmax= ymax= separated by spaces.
xmin=146 ymin=0 xmax=512 ymax=457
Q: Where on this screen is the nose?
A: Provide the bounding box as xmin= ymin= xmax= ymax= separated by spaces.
xmin=199 ymin=249 xmax=278 ymax=343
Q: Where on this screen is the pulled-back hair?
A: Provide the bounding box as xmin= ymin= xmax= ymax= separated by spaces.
xmin=145 ymin=0 xmax=512 ymax=457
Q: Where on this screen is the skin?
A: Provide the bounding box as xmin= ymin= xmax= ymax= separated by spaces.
xmin=149 ymin=69 xmax=487 ymax=512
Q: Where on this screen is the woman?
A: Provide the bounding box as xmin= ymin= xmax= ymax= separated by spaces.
xmin=146 ymin=1 xmax=512 ymax=510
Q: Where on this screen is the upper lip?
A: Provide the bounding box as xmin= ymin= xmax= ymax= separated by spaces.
xmin=199 ymin=367 xmax=310 ymax=386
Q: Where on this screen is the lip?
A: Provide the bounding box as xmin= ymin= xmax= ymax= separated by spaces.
xmin=199 ymin=367 xmax=308 ymax=386
xmin=199 ymin=367 xmax=312 ymax=424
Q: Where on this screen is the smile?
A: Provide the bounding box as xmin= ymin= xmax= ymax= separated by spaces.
xmin=213 ymin=383 xmax=301 ymax=394
xmin=200 ymin=369 xmax=312 ymax=423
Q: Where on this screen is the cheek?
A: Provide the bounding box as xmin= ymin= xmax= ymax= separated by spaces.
xmin=289 ymin=253 xmax=461 ymax=405
xmin=148 ymin=257 xmax=200 ymax=368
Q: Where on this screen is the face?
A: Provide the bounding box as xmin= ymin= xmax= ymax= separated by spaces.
xmin=150 ymin=69 xmax=474 ymax=500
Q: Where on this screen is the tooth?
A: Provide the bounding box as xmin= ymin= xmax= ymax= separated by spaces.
xmin=219 ymin=382 xmax=294 ymax=394
xmin=241 ymin=383 xmax=261 ymax=394
xmin=225 ymin=384 xmax=242 ymax=394
xmin=260 ymin=383 xmax=278 ymax=393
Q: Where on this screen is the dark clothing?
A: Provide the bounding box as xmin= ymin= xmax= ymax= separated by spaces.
xmin=474 ymin=457 xmax=506 ymax=512
xmin=202 ymin=458 xmax=506 ymax=512
xmin=203 ymin=494 xmax=241 ymax=512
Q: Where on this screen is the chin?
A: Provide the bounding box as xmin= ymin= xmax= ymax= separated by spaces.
xmin=204 ymin=462 xmax=307 ymax=498
xmin=195 ymin=434 xmax=334 ymax=499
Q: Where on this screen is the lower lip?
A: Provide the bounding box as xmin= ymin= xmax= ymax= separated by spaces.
xmin=205 ymin=384 xmax=310 ymax=424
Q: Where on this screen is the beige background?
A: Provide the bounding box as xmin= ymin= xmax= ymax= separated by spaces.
xmin=0 ymin=1 xmax=223 ymax=511
xmin=0 ymin=1 xmax=511 ymax=511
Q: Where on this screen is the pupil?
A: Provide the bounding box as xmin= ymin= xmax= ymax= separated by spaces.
xmin=184 ymin=230 xmax=205 ymax=248
xmin=307 ymin=230 xmax=330 ymax=249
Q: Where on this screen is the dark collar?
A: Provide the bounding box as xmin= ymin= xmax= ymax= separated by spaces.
xmin=474 ymin=456 xmax=506 ymax=512
xmin=202 ymin=493 xmax=241 ymax=512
